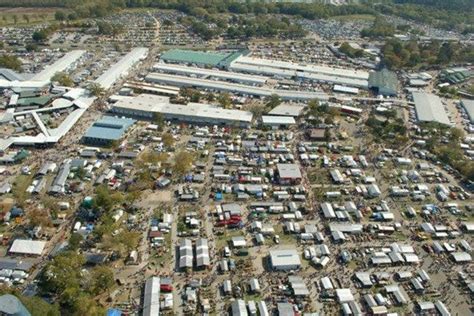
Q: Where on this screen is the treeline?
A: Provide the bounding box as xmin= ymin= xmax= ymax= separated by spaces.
xmin=373 ymin=2 xmax=473 ymax=32
xmin=392 ymin=0 xmax=473 ymax=12
xmin=178 ymin=13 xmax=306 ymax=41
xmin=360 ymin=17 xmax=395 ymax=39
xmin=1 ymin=0 xmax=471 ymax=33
xmin=0 ymin=0 xmax=67 ymax=6
xmin=338 ymin=42 xmax=365 ymax=58
xmin=227 ymin=16 xmax=307 ymax=39
xmin=0 ymin=0 xmax=376 ymax=20
xmin=382 ymin=39 xmax=474 ymax=69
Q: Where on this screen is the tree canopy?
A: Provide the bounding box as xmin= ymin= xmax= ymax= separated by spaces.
xmin=51 ymin=72 xmax=74 ymax=87
xmin=0 ymin=54 xmax=22 ymax=71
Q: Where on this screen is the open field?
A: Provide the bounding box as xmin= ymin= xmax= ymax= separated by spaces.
xmin=0 ymin=7 xmax=59 ymax=26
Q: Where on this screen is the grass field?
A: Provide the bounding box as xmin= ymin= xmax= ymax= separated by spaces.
xmin=0 ymin=7 xmax=59 ymax=26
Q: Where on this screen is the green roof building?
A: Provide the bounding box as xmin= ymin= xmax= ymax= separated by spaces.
xmin=440 ymin=67 xmax=472 ymax=84
xmin=17 ymin=96 xmax=52 ymax=107
xmin=368 ymin=69 xmax=398 ymax=96
xmin=159 ymin=49 xmax=245 ymax=69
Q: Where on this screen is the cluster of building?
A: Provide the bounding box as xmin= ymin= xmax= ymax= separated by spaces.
xmin=0 ymin=48 xmax=149 ymax=153
xmin=178 ymin=238 xmax=210 ymax=270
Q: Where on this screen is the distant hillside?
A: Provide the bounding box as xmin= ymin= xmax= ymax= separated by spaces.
xmin=393 ymin=0 xmax=473 ymax=11
xmin=0 ymin=0 xmax=67 ymax=6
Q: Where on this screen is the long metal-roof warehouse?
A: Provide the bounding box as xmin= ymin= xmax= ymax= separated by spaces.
xmin=229 ymin=55 xmax=369 ymax=88
xmin=461 ymin=99 xmax=474 ymax=124
xmin=0 ymin=50 xmax=85 ymax=89
xmin=31 ymin=50 xmax=86 ymax=82
xmin=412 ymin=92 xmax=451 ymax=126
xmin=160 ymin=49 xmax=244 ymax=68
xmin=111 ymin=94 xmax=253 ymax=127
xmin=233 ymin=56 xmax=369 ymax=80
xmin=153 ymin=63 xmax=268 ymax=86
xmin=94 ymin=47 xmax=148 ymax=90
xmin=143 ymin=277 xmax=160 ymax=316
xmin=145 ymin=73 xmax=328 ymax=101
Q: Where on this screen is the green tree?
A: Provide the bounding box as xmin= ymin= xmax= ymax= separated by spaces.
xmin=437 ymin=42 xmax=455 ymax=64
xmin=361 ymin=16 xmax=395 ymax=38
xmin=206 ymin=93 xmax=215 ymax=102
xmin=115 ymin=230 xmax=141 ymax=253
xmin=68 ymin=12 xmax=78 ymax=20
xmin=51 ymin=72 xmax=74 ymax=87
xmin=39 ymin=251 xmax=85 ymax=305
xmin=173 ymin=151 xmax=194 ymax=175
xmin=93 ymin=185 xmax=124 ymax=212
xmin=190 ymin=91 xmax=201 ymax=103
xmin=0 ymin=54 xmax=22 ymax=71
xmin=265 ymin=94 xmax=281 ymax=109
xmin=88 ymin=83 xmax=104 ymax=97
xmin=28 ymin=208 xmax=51 ymax=228
xmin=88 ymin=266 xmax=114 ymax=295
xmin=32 ymin=29 xmax=49 ymax=42
xmin=153 ymin=112 xmax=165 ymax=127
xmin=25 ymin=43 xmax=38 ymax=52
xmin=55 ymin=11 xmax=66 ymax=21
xmin=449 ymin=127 xmax=464 ymax=142
xmin=247 ymin=103 xmax=265 ymax=117
xmin=72 ymin=295 xmax=105 ymax=315
xmin=162 ymin=133 xmax=175 ymax=147
xmin=68 ymin=233 xmax=83 ymax=251
xmin=218 ymin=93 xmax=232 ymax=109
xmin=307 ymin=99 xmax=320 ymax=116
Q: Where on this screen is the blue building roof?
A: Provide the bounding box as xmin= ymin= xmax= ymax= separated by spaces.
xmin=84 ymin=116 xmax=135 ymax=141
xmin=0 ymin=68 xmax=24 ymax=81
xmin=0 ymin=294 xmax=31 ymax=316
xmin=107 ymin=309 xmax=122 ymax=316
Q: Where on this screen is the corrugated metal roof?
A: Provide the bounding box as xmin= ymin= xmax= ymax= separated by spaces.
xmin=145 ymin=73 xmax=329 ymax=101
xmin=412 ymin=92 xmax=451 ymax=126
xmin=17 ymin=95 xmax=52 ymax=107
xmin=0 ymin=68 xmax=23 ymax=81
xmin=153 ymin=63 xmax=267 ymax=85
xmin=268 ymin=104 xmax=304 ymax=117
xmin=9 ymin=239 xmax=46 ymax=255
xmin=368 ymin=69 xmax=398 ymax=94
xmin=31 ymin=50 xmax=85 ymax=82
xmin=95 ymin=48 xmax=148 ymax=89
xmin=161 ymin=49 xmax=231 ymax=67
xmin=0 ymin=294 xmax=31 ymax=316
xmin=270 ymin=249 xmax=301 ymax=267
xmin=234 ymin=56 xmax=369 ymax=80
xmin=462 ymin=99 xmax=474 ymax=123
xmin=84 ymin=116 xmax=135 ymax=141
xmin=262 ymin=115 xmax=296 ymax=125
xmin=112 ymin=94 xmax=253 ymax=124
xmin=143 ymin=277 xmax=160 ymax=316
xmin=277 ymin=163 xmax=302 ymax=179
